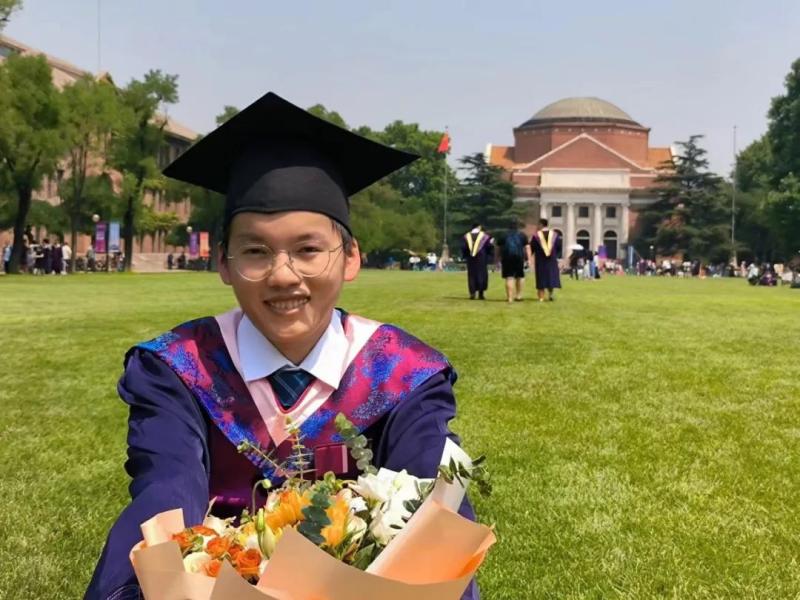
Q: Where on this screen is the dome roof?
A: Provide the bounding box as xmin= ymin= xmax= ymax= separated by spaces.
xmin=521 ymin=97 xmax=640 ymax=127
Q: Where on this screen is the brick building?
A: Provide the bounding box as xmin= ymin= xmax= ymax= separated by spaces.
xmin=0 ymin=34 xmax=197 ymax=268
xmin=487 ymin=97 xmax=672 ymax=259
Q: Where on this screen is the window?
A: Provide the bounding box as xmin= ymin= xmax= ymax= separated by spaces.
xmin=603 ymin=231 xmax=618 ymax=260
xmin=606 ymin=206 xmax=617 ymax=219
xmin=578 ymin=206 xmax=590 ymax=218
xmin=577 ymin=229 xmax=591 ymax=251
xmin=551 ymin=205 xmax=562 ymax=218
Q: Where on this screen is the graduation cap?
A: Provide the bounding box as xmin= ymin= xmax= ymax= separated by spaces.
xmin=163 ymin=92 xmax=419 ymax=233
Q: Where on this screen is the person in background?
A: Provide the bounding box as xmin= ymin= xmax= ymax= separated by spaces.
xmin=529 ymin=218 xmax=562 ymax=302
xmin=52 ymin=241 xmax=63 ymax=275
xmin=497 ymin=219 xmax=529 ymax=303
xmin=2 ymin=243 xmax=10 ymax=273
xmin=62 ymin=242 xmax=72 ymax=274
xmin=167 ymin=252 xmax=174 ymax=270
xmin=462 ymin=223 xmax=493 ymax=300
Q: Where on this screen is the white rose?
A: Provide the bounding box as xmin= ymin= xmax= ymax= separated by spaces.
xmin=350 ymin=472 xmax=392 ymax=503
xmin=202 ymin=515 xmax=229 ymax=535
xmin=348 ymin=495 xmax=368 ymax=514
xmin=369 ymin=502 xmax=407 ymax=546
xmin=183 ymin=551 xmax=212 ymax=573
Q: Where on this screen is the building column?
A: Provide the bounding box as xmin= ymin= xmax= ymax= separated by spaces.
xmin=565 ymin=201 xmax=576 ymax=248
xmin=539 ymin=200 xmax=548 ymax=220
xmin=621 ymin=202 xmax=630 ymax=245
xmin=592 ymin=203 xmax=603 ymax=252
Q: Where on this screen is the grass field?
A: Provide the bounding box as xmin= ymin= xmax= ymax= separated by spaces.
xmin=1 ymin=271 xmax=799 ymax=599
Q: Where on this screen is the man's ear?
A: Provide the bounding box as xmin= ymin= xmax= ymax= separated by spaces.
xmin=218 ymin=244 xmax=232 ymax=286
xmin=343 ymin=239 xmax=361 ymax=282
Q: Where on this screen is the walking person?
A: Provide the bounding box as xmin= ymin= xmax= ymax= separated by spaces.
xmin=52 ymin=241 xmax=63 ymax=275
xmin=529 ymin=218 xmax=561 ymax=302
xmin=462 ymin=224 xmax=493 ymax=300
xmin=61 ymin=242 xmax=72 ymax=274
xmin=497 ymin=219 xmax=529 ymax=303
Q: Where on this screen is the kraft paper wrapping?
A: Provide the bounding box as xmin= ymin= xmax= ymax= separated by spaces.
xmin=130 ymin=440 xmax=495 ymax=599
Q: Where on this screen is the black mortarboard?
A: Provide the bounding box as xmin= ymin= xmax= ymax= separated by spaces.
xmin=162 ymin=92 xmax=419 ymax=233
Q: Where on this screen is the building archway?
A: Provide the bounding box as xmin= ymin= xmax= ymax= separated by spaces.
xmin=604 ymin=230 xmax=618 ymax=260
xmin=577 ymin=229 xmax=591 ymax=252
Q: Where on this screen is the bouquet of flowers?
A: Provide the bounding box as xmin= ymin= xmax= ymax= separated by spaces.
xmin=130 ymin=415 xmax=495 ymax=600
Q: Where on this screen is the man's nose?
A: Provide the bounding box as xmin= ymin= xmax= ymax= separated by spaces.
xmin=266 ymin=251 xmax=303 ymax=286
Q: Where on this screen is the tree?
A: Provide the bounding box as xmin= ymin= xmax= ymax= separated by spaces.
xmin=215 ymin=105 xmax=240 ymax=127
xmin=165 ymin=106 xmax=238 ymax=270
xmin=767 ymin=58 xmax=800 ymax=186
xmin=765 ymin=174 xmax=800 ymax=260
xmin=0 ymin=0 xmax=22 ymax=31
xmin=449 ymin=152 xmax=517 ymax=242
xmin=350 ymin=182 xmax=438 ymax=261
xmin=59 ymin=75 xmax=124 ymax=270
xmin=0 ymin=54 xmax=65 ymax=273
xmin=110 ymin=70 xmax=178 ymax=270
xmin=636 ymin=135 xmax=730 ymax=263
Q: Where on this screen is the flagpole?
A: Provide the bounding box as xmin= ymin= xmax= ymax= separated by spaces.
xmin=441 ymin=127 xmax=450 ymax=266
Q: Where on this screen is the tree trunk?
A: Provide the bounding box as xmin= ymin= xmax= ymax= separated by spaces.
xmin=69 ymin=212 xmax=79 ymax=273
xmin=8 ymin=185 xmax=32 ymax=274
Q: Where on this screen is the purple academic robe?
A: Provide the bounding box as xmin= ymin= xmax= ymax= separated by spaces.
xmin=85 ymin=349 xmax=479 ymax=600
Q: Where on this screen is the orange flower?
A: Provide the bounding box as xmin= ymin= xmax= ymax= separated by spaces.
xmin=265 ymin=489 xmax=311 ymax=531
xmin=203 ymin=559 xmax=222 ymax=578
xmin=191 ymin=525 xmax=218 ymax=537
xmin=205 ymin=536 xmax=232 ymax=559
xmin=228 ymin=544 xmax=244 ymax=560
xmin=320 ymin=496 xmax=350 ymax=549
xmin=235 ymin=548 xmax=262 ymax=579
xmin=171 ymin=530 xmax=199 ymax=553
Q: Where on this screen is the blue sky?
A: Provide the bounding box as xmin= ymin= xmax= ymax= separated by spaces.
xmin=6 ymin=1 xmax=800 ymax=175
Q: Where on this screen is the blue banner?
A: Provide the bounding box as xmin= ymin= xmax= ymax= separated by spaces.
xmin=109 ymin=221 xmax=121 ymax=254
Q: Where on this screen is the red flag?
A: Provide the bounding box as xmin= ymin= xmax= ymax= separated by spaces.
xmin=437 ymin=132 xmax=450 ymax=154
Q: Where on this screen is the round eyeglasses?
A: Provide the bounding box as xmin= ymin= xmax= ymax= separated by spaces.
xmin=227 ymin=243 xmax=344 ymax=281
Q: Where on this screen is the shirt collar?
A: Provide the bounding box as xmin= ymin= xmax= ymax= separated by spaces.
xmin=237 ymin=309 xmax=347 ymax=389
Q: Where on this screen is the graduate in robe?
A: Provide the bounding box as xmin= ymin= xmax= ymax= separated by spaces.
xmin=529 ymin=218 xmax=562 ymax=302
xmin=461 ymin=224 xmax=493 ymax=300
xmin=85 ymin=92 xmax=479 ymax=600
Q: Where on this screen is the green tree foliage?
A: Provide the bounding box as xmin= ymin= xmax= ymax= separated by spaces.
xmin=110 ymin=70 xmax=178 ymax=270
xmin=449 ymin=152 xmax=517 ymax=242
xmin=637 ymin=135 xmax=730 ymax=262
xmin=164 ymin=106 xmax=238 ymax=267
xmin=0 ymin=54 xmax=66 ymax=273
xmin=767 ymin=58 xmax=800 ymax=186
xmin=350 ymin=183 xmax=438 ymax=263
xmin=733 ymin=58 xmax=800 ymax=262
xmin=59 ymin=75 xmax=125 ymax=270
xmin=0 ymin=0 xmax=22 ymax=31
xmin=304 ymin=104 xmax=454 ymax=254
xmin=765 ymin=174 xmax=800 ymax=259
xmin=215 ymin=105 xmax=240 ymax=127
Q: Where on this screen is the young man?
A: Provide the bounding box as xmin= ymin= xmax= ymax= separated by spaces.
xmin=529 ymin=218 xmax=561 ymax=302
xmin=462 ymin=224 xmax=493 ymax=300
xmin=497 ymin=219 xmax=530 ymax=303
xmin=85 ymin=93 xmax=477 ymax=600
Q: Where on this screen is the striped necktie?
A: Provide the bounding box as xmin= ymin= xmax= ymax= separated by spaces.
xmin=268 ymin=367 xmax=314 ymax=410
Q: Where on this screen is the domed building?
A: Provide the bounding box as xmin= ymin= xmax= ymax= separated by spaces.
xmin=486 ymin=97 xmax=672 ymax=260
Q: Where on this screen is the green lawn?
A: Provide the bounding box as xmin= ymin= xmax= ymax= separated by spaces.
xmin=1 ymin=271 xmax=799 ymax=599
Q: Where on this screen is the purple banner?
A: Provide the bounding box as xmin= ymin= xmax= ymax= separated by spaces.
xmin=189 ymin=232 xmax=199 ymax=258
xmin=95 ymin=222 xmax=107 ymax=254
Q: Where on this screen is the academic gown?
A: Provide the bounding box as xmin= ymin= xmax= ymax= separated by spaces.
xmin=85 ymin=350 xmax=479 ymax=600
xmin=461 ymin=233 xmax=493 ymax=295
xmin=530 ymin=230 xmax=562 ymax=290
